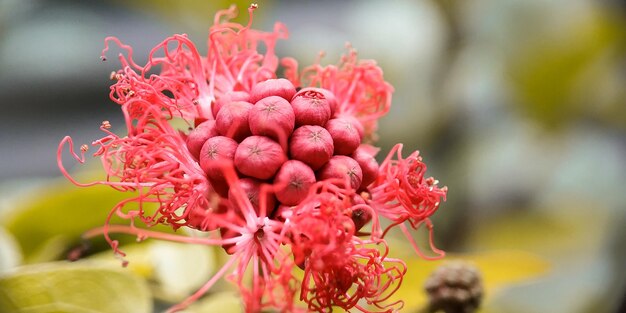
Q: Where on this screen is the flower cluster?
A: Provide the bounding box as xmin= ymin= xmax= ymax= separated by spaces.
xmin=58 ymin=4 xmax=447 ymax=313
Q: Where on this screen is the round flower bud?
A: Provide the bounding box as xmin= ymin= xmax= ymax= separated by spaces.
xmin=215 ymin=101 xmax=253 ymax=142
xmin=249 ymin=96 xmax=295 ymax=142
xmin=425 ymin=261 xmax=483 ymax=313
xmin=228 ymin=177 xmax=276 ymax=216
xmin=317 ymin=155 xmax=363 ymax=190
xmin=249 ymin=78 xmax=296 ymax=104
xmin=291 ymin=89 xmax=331 ymax=126
xmin=186 ymin=206 xmax=211 ymax=231
xmin=289 ymin=125 xmax=334 ymax=170
xmin=207 ymin=176 xmax=229 ymax=199
xmin=186 ymin=120 xmax=218 ymax=160
xmin=350 ymin=194 xmax=373 ymax=231
xmin=212 ymin=91 xmax=251 ymax=118
xmin=274 ymin=160 xmax=316 ymax=206
xmin=199 ymin=136 xmax=238 ymax=198
xmin=335 ymin=114 xmax=364 ymax=138
xmin=325 ymin=117 xmax=362 ymax=155
xmin=185 ymin=206 xmax=217 ymax=231
xmin=351 ymin=145 xmax=379 ymax=188
xmin=234 ymin=136 xmax=286 ymax=179
xmin=185 ymin=196 xmax=227 ymax=231
xmin=207 ymin=175 xmax=229 ymax=198
xmin=199 ymin=136 xmax=238 ymax=177
xmin=295 ymin=87 xmax=338 ymax=117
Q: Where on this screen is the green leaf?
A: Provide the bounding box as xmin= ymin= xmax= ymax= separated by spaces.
xmin=2 ymin=181 xmax=126 ymax=263
xmin=0 ymin=261 xmax=152 ymax=313
xmin=2 ymin=178 xmax=170 ymax=263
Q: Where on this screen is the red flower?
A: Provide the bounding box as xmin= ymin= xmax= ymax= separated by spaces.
xmin=58 ymin=4 xmax=447 ymax=312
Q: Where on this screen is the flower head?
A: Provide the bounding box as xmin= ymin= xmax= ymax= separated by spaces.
xmin=58 ymin=4 xmax=447 ymax=312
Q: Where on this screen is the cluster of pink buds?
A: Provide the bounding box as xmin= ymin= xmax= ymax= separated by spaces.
xmin=58 ymin=4 xmax=447 ymax=313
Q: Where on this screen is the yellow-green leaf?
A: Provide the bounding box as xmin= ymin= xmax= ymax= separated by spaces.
xmin=0 ymin=261 xmax=152 ymax=313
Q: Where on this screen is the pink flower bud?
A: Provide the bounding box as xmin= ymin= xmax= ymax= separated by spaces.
xmin=185 ymin=206 xmax=216 ymax=231
xmin=215 ymin=101 xmax=253 ymax=142
xmin=351 ymin=206 xmax=372 ymax=231
xmin=199 ymin=136 xmax=238 ymax=196
xmin=212 ymin=91 xmax=251 ymax=118
xmin=289 ymin=125 xmax=334 ymax=170
xmin=199 ymin=135 xmax=238 ymax=169
xmin=186 ymin=206 xmax=210 ymax=231
xmin=317 ymin=155 xmax=363 ymax=190
xmin=234 ymin=136 xmax=286 ymax=179
xmin=186 ymin=120 xmax=218 ymax=160
xmin=228 ymin=177 xmax=276 ymax=216
xmin=186 ymin=200 xmax=225 ymax=231
xmin=335 ymin=114 xmax=364 ymax=138
xmin=291 ymin=89 xmax=331 ymax=126
xmin=249 ymin=96 xmax=295 ymax=142
xmin=325 ymin=117 xmax=362 ymax=155
xmin=208 ymin=176 xmax=230 ymax=198
xmin=274 ymin=160 xmax=316 ymax=206
xmin=249 ymin=78 xmax=296 ymax=104
xmin=351 ymin=145 xmax=379 ymax=188
xmin=295 ymin=87 xmax=337 ymax=117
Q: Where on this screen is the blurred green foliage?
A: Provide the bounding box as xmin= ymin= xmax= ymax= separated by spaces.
xmin=2 ymin=178 xmax=174 ymax=264
xmin=3 ymin=182 xmax=130 ymax=263
xmin=508 ymin=10 xmax=625 ymax=129
xmin=0 ymin=261 xmax=152 ymax=313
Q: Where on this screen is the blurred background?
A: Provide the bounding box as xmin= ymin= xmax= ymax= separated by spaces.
xmin=0 ymin=0 xmax=625 ymax=312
